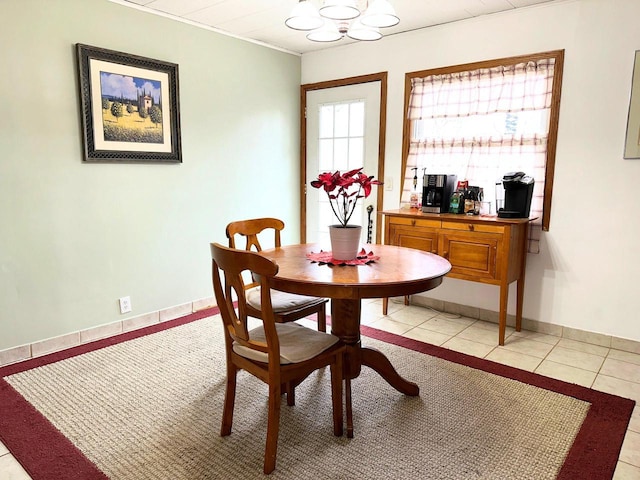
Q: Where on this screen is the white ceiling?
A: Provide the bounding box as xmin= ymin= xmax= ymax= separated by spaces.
xmin=117 ymin=0 xmax=556 ymax=55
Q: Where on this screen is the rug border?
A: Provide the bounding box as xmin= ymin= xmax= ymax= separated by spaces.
xmin=0 ymin=308 xmax=216 ymax=479
xmin=360 ymin=326 xmax=636 ymax=480
xmin=0 ymin=309 xmax=634 ymax=480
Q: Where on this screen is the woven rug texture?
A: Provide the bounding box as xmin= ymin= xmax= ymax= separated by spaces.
xmin=5 ymin=316 xmax=590 ymax=480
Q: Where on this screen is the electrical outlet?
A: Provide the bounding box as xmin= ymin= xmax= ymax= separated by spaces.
xmin=384 ymin=176 xmax=393 ymax=191
xmin=119 ymin=296 xmax=132 ymax=314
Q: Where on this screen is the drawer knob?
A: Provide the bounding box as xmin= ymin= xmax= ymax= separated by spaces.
xmin=411 ymin=219 xmax=416 ymax=226
xmin=468 ymin=224 xmax=475 ymax=231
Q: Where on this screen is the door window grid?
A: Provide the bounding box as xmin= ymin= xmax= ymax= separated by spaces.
xmin=316 ymin=100 xmax=365 ymax=244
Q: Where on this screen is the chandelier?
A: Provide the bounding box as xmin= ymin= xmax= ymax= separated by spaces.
xmin=285 ymin=0 xmax=400 ymax=43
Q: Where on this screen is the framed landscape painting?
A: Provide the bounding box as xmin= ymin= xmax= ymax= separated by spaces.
xmin=76 ymin=44 xmax=182 ymax=163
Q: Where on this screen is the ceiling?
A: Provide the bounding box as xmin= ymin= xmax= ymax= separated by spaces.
xmin=118 ymin=0 xmax=556 ymax=55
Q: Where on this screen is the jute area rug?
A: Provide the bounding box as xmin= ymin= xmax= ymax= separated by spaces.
xmin=0 ymin=308 xmax=634 ymax=479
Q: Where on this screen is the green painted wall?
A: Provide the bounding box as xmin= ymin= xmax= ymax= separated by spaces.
xmin=0 ymin=0 xmax=301 ymax=350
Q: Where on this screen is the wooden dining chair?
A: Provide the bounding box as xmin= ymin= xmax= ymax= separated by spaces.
xmin=226 ymin=218 xmax=328 ymax=332
xmin=210 ymin=242 xmax=349 ymax=474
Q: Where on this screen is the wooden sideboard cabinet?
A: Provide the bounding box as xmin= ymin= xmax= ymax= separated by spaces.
xmin=381 ymin=209 xmax=534 ymax=345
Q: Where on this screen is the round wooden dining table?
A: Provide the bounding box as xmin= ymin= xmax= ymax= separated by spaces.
xmin=259 ymin=243 xmax=451 ymax=399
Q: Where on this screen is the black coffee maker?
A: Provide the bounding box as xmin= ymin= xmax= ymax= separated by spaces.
xmin=497 ymin=172 xmax=534 ymax=218
xmin=422 ymin=174 xmax=457 ymax=213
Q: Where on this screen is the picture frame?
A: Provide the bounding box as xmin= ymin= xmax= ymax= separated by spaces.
xmin=76 ymin=44 xmax=182 ymax=163
xmin=624 ymin=50 xmax=640 ymax=159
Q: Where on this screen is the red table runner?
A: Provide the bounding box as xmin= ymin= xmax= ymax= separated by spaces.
xmin=306 ymin=249 xmax=379 ymax=266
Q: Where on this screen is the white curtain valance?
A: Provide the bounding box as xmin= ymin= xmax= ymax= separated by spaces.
xmin=408 ymin=59 xmax=556 ymax=120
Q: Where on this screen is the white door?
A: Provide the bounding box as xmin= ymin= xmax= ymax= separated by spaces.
xmin=306 ymin=82 xmax=381 ymax=248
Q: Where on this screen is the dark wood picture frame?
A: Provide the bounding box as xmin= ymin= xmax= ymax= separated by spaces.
xmin=76 ymin=44 xmax=182 ymax=163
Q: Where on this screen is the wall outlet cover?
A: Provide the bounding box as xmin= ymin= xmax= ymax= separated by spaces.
xmin=119 ymin=296 xmax=132 ymax=314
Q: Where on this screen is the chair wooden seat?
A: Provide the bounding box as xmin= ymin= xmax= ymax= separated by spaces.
xmin=210 ymin=242 xmax=351 ymax=474
xmin=226 ymin=218 xmax=328 ymax=332
xmin=245 ymin=286 xmax=327 ymax=314
xmin=233 ymin=322 xmax=339 ymax=364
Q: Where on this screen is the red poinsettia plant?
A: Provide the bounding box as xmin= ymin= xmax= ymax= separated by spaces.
xmin=311 ymin=168 xmax=382 ymax=228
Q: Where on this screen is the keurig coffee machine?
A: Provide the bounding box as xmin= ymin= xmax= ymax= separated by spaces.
xmin=497 ymin=171 xmax=534 ymax=218
xmin=422 ymin=174 xmax=457 ymax=213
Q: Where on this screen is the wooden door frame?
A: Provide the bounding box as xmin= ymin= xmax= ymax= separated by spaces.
xmin=300 ymin=72 xmax=388 ymax=243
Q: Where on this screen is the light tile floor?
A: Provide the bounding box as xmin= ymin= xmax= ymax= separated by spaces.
xmin=1 ymin=299 xmax=639 ymax=479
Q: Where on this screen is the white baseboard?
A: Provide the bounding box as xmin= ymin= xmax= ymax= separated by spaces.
xmin=3 ymin=295 xmax=639 ymax=368
xmin=0 ymin=296 xmax=216 ymax=368
xmin=406 ymin=296 xmax=640 ymax=355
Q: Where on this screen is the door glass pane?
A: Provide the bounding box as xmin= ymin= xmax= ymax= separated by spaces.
xmin=319 ymin=205 xmax=334 ymax=228
xmin=350 ymin=101 xmax=364 ymax=136
xmin=318 ymin=139 xmax=333 ymax=170
xmin=334 ymin=104 xmax=349 ymax=137
xmin=334 ymin=138 xmax=349 ymax=170
xmin=319 ymin=105 xmax=333 ymax=138
xmin=348 ymin=137 xmax=363 ymax=170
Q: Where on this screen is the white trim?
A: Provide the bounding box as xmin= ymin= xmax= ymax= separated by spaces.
xmin=108 ymin=0 xmax=302 ymax=57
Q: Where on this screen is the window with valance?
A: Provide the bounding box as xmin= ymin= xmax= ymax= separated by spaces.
xmin=401 ymin=51 xmax=564 ymax=253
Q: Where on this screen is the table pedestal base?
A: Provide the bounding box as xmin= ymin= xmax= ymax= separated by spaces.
xmin=331 ymin=299 xmax=420 ymax=438
xmin=361 ymin=346 xmax=419 ymax=396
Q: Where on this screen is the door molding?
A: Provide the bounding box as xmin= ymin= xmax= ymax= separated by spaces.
xmin=300 ymin=72 xmax=388 ymax=243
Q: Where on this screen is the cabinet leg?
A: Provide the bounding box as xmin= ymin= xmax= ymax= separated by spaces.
xmin=515 ymin=221 xmax=530 ymax=333
xmin=516 ymin=278 xmax=525 ymax=333
xmin=499 ymin=283 xmax=509 ymax=346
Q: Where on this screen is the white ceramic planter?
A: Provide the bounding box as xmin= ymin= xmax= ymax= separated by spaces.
xmin=328 ymin=225 xmax=362 ymax=260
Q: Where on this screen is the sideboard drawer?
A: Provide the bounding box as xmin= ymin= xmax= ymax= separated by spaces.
xmin=388 ymin=216 xmax=441 ymax=229
xmin=441 ymin=220 xmax=505 ymax=234
xmin=388 ymin=224 xmax=438 ymax=254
